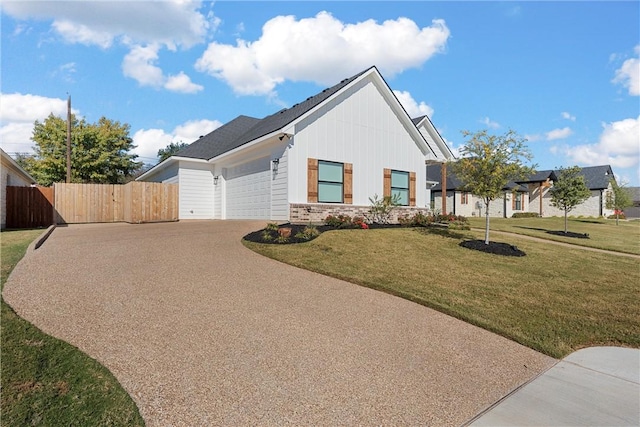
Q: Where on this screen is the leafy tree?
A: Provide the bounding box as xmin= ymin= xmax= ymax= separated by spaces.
xmin=606 ymin=179 xmax=633 ymax=225
xmin=549 ymin=166 xmax=591 ymax=233
xmin=450 ymin=129 xmax=535 ymax=244
xmin=157 ymin=141 xmax=189 ymax=162
xmin=24 ymin=114 xmax=141 ymax=186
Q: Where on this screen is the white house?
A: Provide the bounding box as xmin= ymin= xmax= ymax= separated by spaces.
xmin=138 ymin=66 xmax=454 ymax=222
xmin=1 ymin=148 xmax=36 ymax=229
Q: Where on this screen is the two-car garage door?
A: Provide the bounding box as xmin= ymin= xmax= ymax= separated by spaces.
xmin=225 ymin=157 xmax=271 ymax=219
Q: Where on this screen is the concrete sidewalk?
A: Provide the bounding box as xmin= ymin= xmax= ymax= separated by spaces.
xmin=469 ymin=346 xmax=640 ymax=426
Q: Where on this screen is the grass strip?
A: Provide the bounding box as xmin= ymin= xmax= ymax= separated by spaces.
xmin=1 ymin=229 xmax=144 ymax=426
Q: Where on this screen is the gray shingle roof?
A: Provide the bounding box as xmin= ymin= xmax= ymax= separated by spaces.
xmin=428 ymin=165 xmax=614 ymax=193
xmin=427 ymin=165 xmax=529 ymax=192
xmin=175 ymin=67 xmax=373 ymax=161
xmin=578 ymin=165 xmax=614 ymax=190
xmin=175 ymin=115 xmax=261 ymax=160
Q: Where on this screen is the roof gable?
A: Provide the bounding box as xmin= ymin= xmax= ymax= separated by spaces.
xmin=413 ymin=115 xmax=455 ymax=161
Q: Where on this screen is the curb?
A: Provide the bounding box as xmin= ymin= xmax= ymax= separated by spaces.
xmin=28 ymin=224 xmax=56 ymax=252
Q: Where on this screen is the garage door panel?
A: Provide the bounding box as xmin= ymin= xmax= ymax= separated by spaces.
xmin=226 ymin=157 xmax=271 ymax=219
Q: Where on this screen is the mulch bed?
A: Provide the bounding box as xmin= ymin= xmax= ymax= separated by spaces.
xmin=459 ymin=240 xmax=527 ymax=257
xmin=243 ymin=223 xmax=403 ymax=244
xmin=546 ymin=230 xmax=590 ymax=239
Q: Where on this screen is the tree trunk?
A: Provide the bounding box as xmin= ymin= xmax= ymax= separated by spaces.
xmin=616 ymin=213 xmax=619 ymax=226
xmin=564 ymin=209 xmax=568 ymax=234
xmin=485 ymin=199 xmax=491 ymax=244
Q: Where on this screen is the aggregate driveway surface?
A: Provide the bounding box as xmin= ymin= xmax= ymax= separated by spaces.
xmin=4 ymin=221 xmax=555 ymax=426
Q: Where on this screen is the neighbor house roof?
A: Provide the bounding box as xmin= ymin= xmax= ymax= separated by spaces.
xmin=521 ymin=169 xmax=557 ymax=183
xmin=427 ymin=166 xmax=531 ymax=193
xmin=174 ymin=68 xmax=371 ymax=161
xmin=578 ymin=165 xmax=614 ymax=190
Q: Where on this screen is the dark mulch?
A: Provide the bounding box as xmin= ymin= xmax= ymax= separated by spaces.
xmin=459 ymin=240 xmax=526 ymax=257
xmin=547 ymin=230 xmax=590 ymax=239
xmin=243 ymin=223 xmax=404 ymax=244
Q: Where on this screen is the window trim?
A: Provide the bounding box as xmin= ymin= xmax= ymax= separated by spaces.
xmin=461 ymin=192 xmax=469 ymax=205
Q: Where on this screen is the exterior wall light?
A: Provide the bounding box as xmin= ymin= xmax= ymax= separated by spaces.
xmin=272 ymin=158 xmax=280 ymax=173
xmin=213 ymin=175 xmax=219 ymax=185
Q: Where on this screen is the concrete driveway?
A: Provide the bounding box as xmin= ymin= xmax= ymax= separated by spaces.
xmin=3 ymin=221 xmax=555 ymax=426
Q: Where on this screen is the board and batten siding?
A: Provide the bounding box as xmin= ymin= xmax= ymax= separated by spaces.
xmin=270 ymin=146 xmax=289 ymax=221
xmin=178 ymin=161 xmax=214 ymax=219
xmin=287 ymin=78 xmax=427 ymax=207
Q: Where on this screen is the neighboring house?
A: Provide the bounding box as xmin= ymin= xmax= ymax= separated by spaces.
xmin=623 ymin=187 xmax=640 ymax=219
xmin=427 ymin=166 xmax=529 ymax=218
xmin=1 ymin=148 xmax=36 ymax=229
xmin=138 ymin=66 xmax=454 ymax=222
xmin=429 ymin=165 xmax=616 ymax=218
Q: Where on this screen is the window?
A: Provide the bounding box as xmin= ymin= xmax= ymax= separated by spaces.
xmin=391 ymin=170 xmax=410 ymax=206
xmin=318 ymin=160 xmax=344 ymax=203
xmin=513 ymin=193 xmax=522 ymax=210
xmin=461 ymin=192 xmax=469 ymax=204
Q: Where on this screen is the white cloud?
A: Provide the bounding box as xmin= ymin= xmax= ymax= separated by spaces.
xmin=52 ymin=19 xmax=114 ymax=49
xmin=613 ymin=45 xmax=640 ymax=96
xmin=393 ymin=90 xmax=434 ymax=118
xmin=566 ymin=116 xmax=640 ymax=169
xmin=545 ymin=127 xmax=573 ymax=140
xmin=0 ymin=93 xmax=80 ymax=154
xmin=133 ymin=119 xmax=222 ymax=161
xmin=122 ymin=44 xmax=165 ymax=87
xmin=479 ymin=117 xmax=500 ymax=129
xmin=3 ymin=1 xmax=212 ymax=49
xmin=122 ymin=44 xmax=203 ymax=94
xmin=524 ymin=133 xmax=542 ymax=142
xmin=561 ymin=111 xmax=576 ymax=121
xmin=165 ymin=72 xmax=204 ymax=94
xmin=195 ymin=12 xmax=450 ymax=95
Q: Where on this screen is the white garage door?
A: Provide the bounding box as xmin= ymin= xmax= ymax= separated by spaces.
xmin=225 ymin=157 xmax=271 ymax=219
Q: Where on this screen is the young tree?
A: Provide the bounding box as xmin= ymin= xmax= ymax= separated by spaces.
xmin=450 ymin=129 xmax=535 ymax=244
xmin=24 ymin=114 xmax=141 ymax=186
xmin=157 ymin=141 xmax=189 ymax=162
xmin=606 ymin=179 xmax=633 ymax=225
xmin=549 ymin=166 xmax=591 ymax=233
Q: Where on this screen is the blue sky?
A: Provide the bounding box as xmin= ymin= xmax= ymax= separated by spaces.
xmin=2 ymin=1 xmax=639 ymax=184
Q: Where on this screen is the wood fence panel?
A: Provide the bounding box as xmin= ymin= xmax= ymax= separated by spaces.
xmin=5 ymin=186 xmax=54 ymax=229
xmin=53 ymin=182 xmax=177 ymax=224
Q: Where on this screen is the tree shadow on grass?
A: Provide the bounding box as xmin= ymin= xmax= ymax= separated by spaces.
xmin=414 ymin=226 xmax=468 ymax=240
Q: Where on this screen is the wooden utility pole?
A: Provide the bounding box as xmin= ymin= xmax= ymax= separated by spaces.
xmin=66 ymin=95 xmax=71 ymax=183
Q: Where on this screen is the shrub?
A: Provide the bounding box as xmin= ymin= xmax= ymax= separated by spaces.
xmin=295 ymin=224 xmax=321 ymax=240
xmin=512 ymin=212 xmax=540 ymax=218
xmin=398 ymin=212 xmax=433 ymax=227
xmin=608 ymin=212 xmax=626 ymax=220
xmin=365 ymin=194 xmax=401 ymax=224
xmin=324 ymin=214 xmax=354 ymax=228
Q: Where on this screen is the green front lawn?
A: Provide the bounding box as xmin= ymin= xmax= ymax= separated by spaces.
xmin=467 ymin=216 xmax=640 ymax=254
xmin=1 ymin=229 xmax=144 ymax=426
xmin=245 ymin=227 xmax=640 ymax=359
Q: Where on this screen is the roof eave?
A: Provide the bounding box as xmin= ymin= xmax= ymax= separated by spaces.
xmin=136 ymin=156 xmax=208 ymax=181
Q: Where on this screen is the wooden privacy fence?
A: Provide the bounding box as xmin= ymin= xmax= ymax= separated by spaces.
xmin=54 ymin=182 xmax=178 ymax=224
xmin=5 ymin=186 xmax=54 ymax=229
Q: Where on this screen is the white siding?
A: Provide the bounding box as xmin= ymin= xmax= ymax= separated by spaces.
xmin=178 ymin=162 xmax=214 ymax=219
xmin=417 ymin=125 xmax=447 ymax=161
xmin=288 ymin=78 xmax=427 ymax=207
xmin=225 ymin=157 xmax=271 ymax=219
xmin=271 ymin=147 xmax=289 ymax=221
